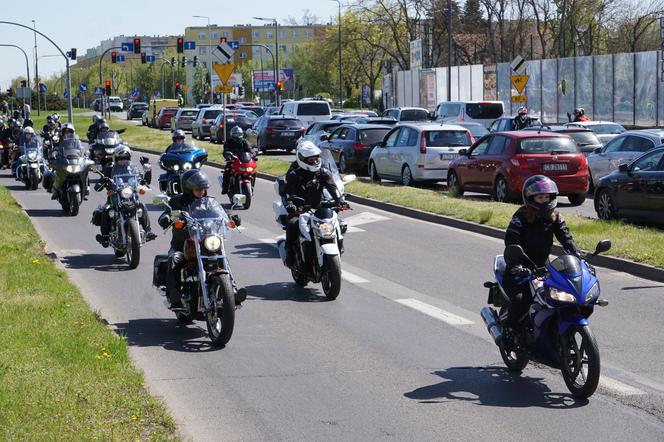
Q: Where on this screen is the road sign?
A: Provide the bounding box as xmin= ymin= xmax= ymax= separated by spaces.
xmin=510 ymin=75 xmax=529 ymax=94
xmin=214 ymin=86 xmax=233 ymax=93
xmin=510 ymin=55 xmax=527 ymax=74
xmin=184 ymin=41 xmax=196 ymax=50
xmin=79 ymin=83 xmax=88 ymax=92
xmin=228 ymin=41 xmax=240 ymax=50
xmin=131 ymin=90 xmax=139 ymax=98
xmin=213 ymin=63 xmax=236 ymax=84
xmin=212 ymin=42 xmax=235 ymax=63
xmin=63 ymin=88 xmax=69 ymax=98
xmin=16 ymin=87 xmax=31 ymax=99
xmin=121 ymin=42 xmax=134 ymax=52
xmin=512 ymin=95 xmax=528 ymax=103
xmin=39 ymin=83 xmax=47 ymax=94
xmin=146 ymin=55 xmax=156 ymax=62
xmin=94 ymin=86 xmax=104 ymax=95
xmin=117 ymin=54 xmax=125 ymax=62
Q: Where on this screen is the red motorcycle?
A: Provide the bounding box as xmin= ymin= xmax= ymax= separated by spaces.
xmin=224 ymin=152 xmax=257 ymax=209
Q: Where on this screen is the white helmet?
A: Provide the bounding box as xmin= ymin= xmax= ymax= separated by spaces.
xmin=296 ymin=141 xmax=322 ymax=172
xmin=23 ymin=126 xmax=35 ymax=136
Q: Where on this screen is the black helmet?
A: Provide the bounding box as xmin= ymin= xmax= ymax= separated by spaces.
xmin=96 ymin=117 xmax=107 ymax=127
xmin=12 ymin=110 xmax=21 ymax=119
xmin=47 ymin=115 xmax=53 ymax=123
xmin=99 ymin=122 xmax=110 ymax=131
xmin=181 ymin=169 xmax=210 ymax=198
xmin=23 ymin=118 xmax=34 ymax=128
xmin=230 ymin=126 xmax=243 ymax=140
xmin=172 ymin=129 xmax=186 ymax=142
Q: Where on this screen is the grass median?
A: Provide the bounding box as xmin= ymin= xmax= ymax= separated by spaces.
xmin=0 ymin=186 xmax=178 ymax=440
xmin=108 ymin=116 xmax=664 ymax=270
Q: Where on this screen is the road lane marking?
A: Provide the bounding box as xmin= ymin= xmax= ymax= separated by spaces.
xmin=395 ymin=298 xmax=475 ymax=326
xmin=600 ymin=377 xmax=645 ymax=396
xmin=342 ymin=211 xmax=390 ymax=233
xmin=341 ymin=270 xmax=369 ymax=284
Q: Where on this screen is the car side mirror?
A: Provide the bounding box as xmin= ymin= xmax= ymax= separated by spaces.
xmin=320 ymin=134 xmax=329 ymax=141
xmin=618 ymin=163 xmax=629 ymax=173
xmin=458 ymin=148 xmax=468 ymax=156
xmin=593 ymin=147 xmax=602 ymax=154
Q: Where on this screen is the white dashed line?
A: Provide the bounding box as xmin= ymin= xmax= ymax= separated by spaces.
xmin=341 ymin=270 xmax=370 ymax=284
xmin=395 ymin=298 xmax=475 ymax=326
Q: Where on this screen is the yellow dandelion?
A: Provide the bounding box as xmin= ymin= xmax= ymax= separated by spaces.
xmin=32 ymin=259 xmax=40 ymax=264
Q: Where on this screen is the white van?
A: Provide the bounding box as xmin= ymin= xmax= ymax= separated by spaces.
xmin=279 ymin=100 xmax=331 ymax=127
xmin=434 ymin=101 xmax=504 ymax=128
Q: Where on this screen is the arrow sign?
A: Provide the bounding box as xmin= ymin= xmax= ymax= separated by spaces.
xmin=79 ymin=83 xmax=88 ymax=92
xmin=146 ymin=55 xmax=156 ymax=62
xmin=511 ymin=75 xmax=529 ymax=94
xmin=184 ymin=41 xmax=196 ymax=50
xmin=39 ymin=83 xmax=48 ymax=93
xmin=63 ymin=88 xmax=69 ymax=98
xmin=213 ymin=63 xmax=236 ymax=85
xmin=121 ymin=42 xmax=134 ymax=52
xmin=228 ymin=41 xmax=240 ymax=50
xmin=117 ymin=55 xmax=125 ymax=62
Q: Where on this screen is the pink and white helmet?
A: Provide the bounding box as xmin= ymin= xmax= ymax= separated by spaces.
xmin=522 ymin=175 xmax=558 ymax=216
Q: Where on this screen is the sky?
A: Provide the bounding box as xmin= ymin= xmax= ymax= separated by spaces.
xmin=1 ymin=0 xmax=341 ymax=88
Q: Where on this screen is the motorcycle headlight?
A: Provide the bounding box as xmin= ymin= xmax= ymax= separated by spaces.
xmin=172 ymin=163 xmax=180 ymax=171
xmin=194 ymin=162 xmax=201 ymax=169
xmin=105 ymin=148 xmax=115 ymax=154
xmin=182 ymin=162 xmax=192 ymax=170
xmin=65 ymin=165 xmax=82 ymax=173
xmin=120 ymin=187 xmax=133 ymax=199
xmin=548 ymin=287 xmax=577 ymax=303
xmin=27 ymin=151 xmax=37 ymax=160
xmin=203 ymin=235 xmax=222 ymax=252
xmin=585 ymin=282 xmax=600 ymax=304
xmin=108 ymin=209 xmax=116 ymax=218
xmin=245 ymin=167 xmax=254 ymax=172
xmin=316 ymin=222 xmax=336 ymax=238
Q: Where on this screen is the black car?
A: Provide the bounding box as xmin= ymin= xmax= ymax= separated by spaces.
xmin=210 ymin=111 xmax=258 ymax=144
xmin=524 ymin=125 xmax=602 ymax=156
xmin=594 ymin=146 xmax=664 ymax=225
xmin=352 ymin=116 xmax=398 ymax=126
xmin=319 ymin=123 xmax=392 ymax=174
xmin=127 ymin=102 xmax=148 ymax=120
xmin=246 ymin=116 xmax=305 ymax=153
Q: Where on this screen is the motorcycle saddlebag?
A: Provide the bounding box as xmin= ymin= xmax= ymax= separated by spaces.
xmin=153 ymin=254 xmax=169 ymax=288
xmin=42 ymin=170 xmax=53 ymax=192
xmin=91 ymin=207 xmax=103 ymax=226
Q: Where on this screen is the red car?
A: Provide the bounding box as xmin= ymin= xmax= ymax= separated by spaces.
xmin=447 ymin=131 xmax=589 ymax=205
xmin=156 ymin=107 xmax=179 ymax=129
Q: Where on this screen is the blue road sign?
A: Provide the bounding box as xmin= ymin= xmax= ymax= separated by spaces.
xmin=94 ymin=86 xmax=104 ymax=95
xmin=79 ymin=83 xmax=88 ymax=92
xmin=121 ymin=42 xmax=134 ymax=52
xmin=228 ymin=41 xmax=240 ymax=49
xmin=184 ymin=41 xmax=196 ymax=50
xmin=153 ymin=91 xmax=161 ymax=98
xmin=131 ymin=90 xmax=139 ymax=98
xmin=39 ymin=83 xmax=47 ymax=93
xmin=117 ymin=54 xmax=126 ymax=62
xmin=63 ymin=88 xmax=69 ymax=98
xmin=146 ymin=55 xmax=156 ymax=62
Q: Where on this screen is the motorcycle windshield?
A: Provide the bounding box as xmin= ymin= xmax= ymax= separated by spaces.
xmin=19 ymin=137 xmax=42 ymax=150
xmin=111 ymin=162 xmax=140 ymax=177
xmin=238 ymin=151 xmax=253 ymax=163
xmin=187 ymin=197 xmax=230 ymax=236
xmin=96 ymin=131 xmax=121 ymax=146
xmin=320 ymin=149 xmax=339 ymax=179
xmin=57 ymin=139 xmax=84 ymax=159
xmin=169 ymin=142 xmax=196 ymax=152
xmin=113 ymin=173 xmax=140 ymax=191
xmin=549 ymin=255 xmax=583 ymax=276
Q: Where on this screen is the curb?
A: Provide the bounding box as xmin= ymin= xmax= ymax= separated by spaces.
xmin=132 ymin=146 xmax=664 ymax=284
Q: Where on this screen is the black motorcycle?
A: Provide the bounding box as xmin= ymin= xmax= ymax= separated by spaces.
xmin=91 ymin=131 xmax=123 ymax=177
xmin=45 ymin=138 xmax=92 ymax=216
xmin=158 ymin=144 xmax=208 ymax=196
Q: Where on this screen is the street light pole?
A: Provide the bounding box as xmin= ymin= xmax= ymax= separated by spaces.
xmin=0 ymin=45 xmax=31 ymax=109
xmin=193 ymin=15 xmax=214 ymax=104
xmin=447 ymin=0 xmax=452 ymax=101
xmin=254 ymin=17 xmax=280 ymax=106
xmin=331 ymin=0 xmax=342 ymax=108
xmin=32 ymin=19 xmax=40 ymax=116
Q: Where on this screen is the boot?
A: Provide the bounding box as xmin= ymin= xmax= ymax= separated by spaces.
xmin=95 ymin=234 xmax=110 ymax=248
xmin=145 ymin=230 xmax=157 ymax=242
xmin=167 ymin=288 xmax=183 ymax=309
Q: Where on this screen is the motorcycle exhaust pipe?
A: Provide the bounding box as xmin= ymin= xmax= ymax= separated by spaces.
xmin=480 ymin=306 xmax=502 ymax=345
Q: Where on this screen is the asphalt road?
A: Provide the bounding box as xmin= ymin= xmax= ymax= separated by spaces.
xmin=4 ymin=148 xmax=664 ymax=441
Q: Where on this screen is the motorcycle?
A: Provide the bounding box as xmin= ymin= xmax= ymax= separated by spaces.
xmin=480 ymin=240 xmax=612 ymax=399
xmin=222 ymin=151 xmax=257 ymax=209
xmin=16 ymin=138 xmax=47 ymax=190
xmin=46 ymin=138 xmax=93 ymax=216
xmin=91 ymin=131 xmax=123 ymax=177
xmin=158 ymin=144 xmax=208 ymax=196
xmin=42 ymin=130 xmax=60 ymax=159
xmin=152 ymin=194 xmax=246 ymax=347
xmin=91 ymin=161 xmax=152 ymax=269
xmin=0 ymin=139 xmax=7 ymax=169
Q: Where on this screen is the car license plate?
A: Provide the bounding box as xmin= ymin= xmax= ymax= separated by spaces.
xmin=282 ymin=131 xmax=294 ymax=137
xmin=543 ymin=163 xmax=568 ymax=171
xmin=440 ymin=153 xmax=458 ymax=160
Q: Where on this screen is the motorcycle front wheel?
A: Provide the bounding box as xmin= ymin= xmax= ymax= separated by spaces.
xmin=206 ymin=273 xmax=235 ymax=347
xmin=321 ymin=254 xmax=342 ymax=300
xmin=125 ymin=219 xmax=141 ymax=269
xmin=30 ymin=170 xmax=39 ymax=190
xmin=242 ymin=182 xmax=252 ymax=209
xmin=68 ymin=191 xmax=80 ymax=216
xmin=560 ymin=325 xmax=600 ymax=399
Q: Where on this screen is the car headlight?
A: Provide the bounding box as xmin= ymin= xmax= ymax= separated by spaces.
xmin=120 ymin=187 xmax=134 ymax=199
xmin=317 ymin=222 xmax=336 ymax=237
xmin=27 ymin=151 xmax=37 ymax=160
xmin=203 ymin=235 xmax=222 ymax=252
xmin=548 ymin=287 xmax=577 ymax=303
xmin=585 ymin=282 xmax=600 ymax=303
xmin=172 ymin=163 xmax=180 ymax=171
xmin=194 ymin=162 xmax=201 ymax=169
xmin=66 ymin=165 xmax=82 ymax=173
xmin=182 ymin=162 xmax=192 ymax=170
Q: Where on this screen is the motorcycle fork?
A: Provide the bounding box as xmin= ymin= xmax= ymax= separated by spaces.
xmin=192 ymin=232 xmax=212 ymax=312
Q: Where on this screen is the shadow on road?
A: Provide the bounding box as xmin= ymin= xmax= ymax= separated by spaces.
xmin=232 ymin=242 xmax=280 ymax=260
xmin=244 ymin=282 xmax=331 ymax=303
xmin=59 ymin=253 xmax=132 ymax=272
xmin=404 ymin=366 xmax=586 ymax=409
xmin=114 ymin=318 xmax=220 ymax=353
xmin=25 ymin=208 xmax=67 ymax=217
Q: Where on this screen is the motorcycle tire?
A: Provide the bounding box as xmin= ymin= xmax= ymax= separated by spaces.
xmin=68 ymin=191 xmax=80 ymax=216
xmin=125 ymin=219 xmax=141 ymax=269
xmin=291 ymin=268 xmax=308 ymax=287
xmin=206 ymin=273 xmax=235 ymax=347
xmin=560 ymin=325 xmax=600 ymax=399
xmin=242 ymin=182 xmax=252 ymax=209
xmin=30 ymin=172 xmax=39 ymax=190
xmin=498 ymin=308 xmax=529 ymax=372
xmin=321 ymin=254 xmax=342 ymax=300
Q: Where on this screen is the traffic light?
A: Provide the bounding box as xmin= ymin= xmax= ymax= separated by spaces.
xmin=192 ymin=56 xmax=198 ymax=67
xmin=133 ymin=38 xmax=141 ymax=54
xmin=180 ymin=57 xmax=186 ymax=68
xmin=20 ymin=80 xmax=27 ymax=87
xmin=70 ymin=48 xmax=77 ymax=60
xmin=105 ymin=80 xmax=111 ymax=95
xmin=141 ymin=52 xmax=146 ymax=64
xmin=170 ymin=57 xmax=176 ymax=66
xmin=111 ymin=51 xmax=117 ymax=63
xmin=276 ymin=81 xmax=284 ymax=91
xmin=238 ymin=86 xmax=245 ymax=96
xmin=177 ymin=37 xmax=184 ymax=53
xmin=6 ymin=88 xmax=13 ymax=97
xmin=175 ymin=81 xmax=181 ymax=93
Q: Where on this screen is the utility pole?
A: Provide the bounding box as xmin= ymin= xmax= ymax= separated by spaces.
xmin=32 ymin=19 xmax=40 ymax=116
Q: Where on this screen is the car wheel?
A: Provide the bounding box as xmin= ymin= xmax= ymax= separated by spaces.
xmin=493 ymin=176 xmax=511 ymax=202
xmin=568 ymin=193 xmax=586 ymax=206
xmin=338 ymin=154 xmax=348 ymax=174
xmin=401 ymin=165 xmax=414 ymax=186
xmin=369 ymin=161 xmax=381 ymax=182
xmin=192 ymin=129 xmax=198 ymax=140
xmin=595 ymin=189 xmax=616 ymax=220
xmin=447 ymin=170 xmax=464 ymax=197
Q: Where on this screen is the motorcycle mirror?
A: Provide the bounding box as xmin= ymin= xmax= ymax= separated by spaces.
xmin=116 ymin=128 xmax=126 ymax=134
xmin=342 ymin=174 xmax=356 ymax=184
xmin=504 ymin=245 xmax=526 ymax=263
xmin=594 ymin=240 xmax=611 ymax=255
xmin=232 ymin=194 xmax=247 ymax=206
xmin=152 ymin=195 xmax=169 ymax=206
xmin=140 ymin=156 xmax=150 ymax=165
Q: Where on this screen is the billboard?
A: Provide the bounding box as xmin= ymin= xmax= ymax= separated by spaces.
xmin=252 ymin=69 xmax=295 ymax=92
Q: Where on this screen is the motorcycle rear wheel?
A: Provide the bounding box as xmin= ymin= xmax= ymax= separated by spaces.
xmin=125 ymin=219 xmax=141 ymax=269
xmin=560 ymin=325 xmax=600 ymax=399
xmin=321 ymin=254 xmax=342 ymax=300
xmin=206 ymin=274 xmax=235 ymax=347
xmin=498 ymin=308 xmax=529 ymax=372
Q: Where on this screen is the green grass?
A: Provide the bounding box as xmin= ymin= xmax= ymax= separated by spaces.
xmin=106 ymin=119 xmax=664 ymax=270
xmin=0 ymin=187 xmax=178 ymax=440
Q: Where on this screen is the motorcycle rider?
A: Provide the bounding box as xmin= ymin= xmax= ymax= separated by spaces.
xmin=22 ymin=118 xmax=34 ymax=129
xmin=165 ymin=129 xmax=188 ymax=152
xmin=221 ymin=126 xmax=255 ymax=195
xmin=502 ymin=175 xmax=582 ymax=326
xmin=1 ymin=119 xmax=21 ymax=168
xmin=94 ymin=145 xmax=157 ymax=247
xmin=283 ymin=141 xmax=346 ymax=266
xmin=157 ymin=169 xmax=210 ymax=307
xmin=87 ymin=117 xmax=108 ymax=142
xmin=86 ymin=115 xmax=99 ymax=141
xmin=513 ymin=107 xmax=530 ymax=130
xmin=568 ymin=108 xmax=590 ymax=123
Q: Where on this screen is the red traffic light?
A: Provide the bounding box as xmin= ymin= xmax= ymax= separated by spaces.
xmin=133 ymin=38 xmax=141 ymax=54
xmin=105 ymin=80 xmax=111 ymax=87
xmin=177 ymin=37 xmax=184 ymax=53
xmin=105 ymin=80 xmax=111 ymax=94
xmin=111 ymin=51 xmax=117 ymax=63
xmin=141 ymin=52 xmax=146 ymax=64
xmin=175 ymin=81 xmax=181 ymax=87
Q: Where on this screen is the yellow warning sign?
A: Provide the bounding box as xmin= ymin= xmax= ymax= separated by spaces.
xmin=511 ymin=75 xmax=529 ymax=94
xmin=512 ymin=95 xmax=528 ymax=103
xmin=214 ymin=85 xmax=233 ymax=93
xmin=213 ymin=63 xmax=236 ymax=85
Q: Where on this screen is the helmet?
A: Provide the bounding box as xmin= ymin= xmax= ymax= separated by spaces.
xmin=522 ymin=175 xmax=558 ymax=217
xmin=23 ymin=118 xmax=34 ymax=128
xmin=47 ymin=115 xmax=53 ymax=123
xmin=172 ymin=129 xmax=186 ymax=143
xmin=296 ymin=141 xmax=322 ymax=172
xmin=113 ymin=145 xmax=131 ymax=162
xmin=98 ymin=122 xmax=110 ymax=132
xmin=517 ymin=107 xmax=528 ymax=116
xmin=230 ymin=126 xmax=243 ymax=140
xmin=96 ymin=117 xmax=107 ymax=127
xmin=12 ymin=110 xmax=21 ymax=119
xmin=9 ymin=118 xmax=20 ymax=128
xmin=23 ymin=126 xmax=35 ymax=136
xmin=92 ymin=115 xmax=99 ymax=123
xmin=181 ymin=169 xmax=210 ymax=198
xmin=573 ymin=108 xmax=585 ymax=117
xmin=61 ymin=123 xmax=76 ymax=139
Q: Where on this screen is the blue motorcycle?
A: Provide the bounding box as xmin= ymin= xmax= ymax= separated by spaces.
xmin=481 ymin=240 xmax=611 ymax=399
xmin=158 ymin=144 xmax=208 ymax=196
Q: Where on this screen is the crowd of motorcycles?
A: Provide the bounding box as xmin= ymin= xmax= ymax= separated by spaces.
xmin=0 ymin=112 xmax=614 ymax=399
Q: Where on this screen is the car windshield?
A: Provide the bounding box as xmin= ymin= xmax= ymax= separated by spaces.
xmin=268 ymin=119 xmax=303 ymax=128
xmin=590 ymin=124 xmax=625 ymax=135
xmin=181 ymin=110 xmax=198 ymax=117
xmin=549 ymin=254 xmax=583 ymax=276
xmin=359 ymin=128 xmax=391 ymax=144
xmin=204 ymin=110 xmax=223 ymax=119
xmin=518 ymin=137 xmax=578 ymax=154
xmin=297 ymin=102 xmax=330 ymax=115
xmin=462 ymin=124 xmax=489 ymax=137
xmin=133 ymin=104 xmax=147 ymax=109
xmin=564 ymin=131 xmax=601 ymax=146
xmin=400 ymin=109 xmax=429 ymax=121
xmin=465 ymin=103 xmax=503 ymax=119
xmin=426 ymin=130 xmax=472 ymax=147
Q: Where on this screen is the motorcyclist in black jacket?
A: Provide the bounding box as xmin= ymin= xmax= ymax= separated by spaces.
xmin=283 ymin=141 xmax=346 ymax=266
xmin=87 ymin=117 xmax=108 ymax=143
xmin=513 ymin=107 xmax=530 ymax=130
xmin=502 ymin=175 xmax=581 ymax=326
xmin=157 ymin=169 xmax=210 ymax=308
xmin=165 ymin=129 xmax=187 ymax=152
xmin=221 ymin=126 xmax=255 ymax=195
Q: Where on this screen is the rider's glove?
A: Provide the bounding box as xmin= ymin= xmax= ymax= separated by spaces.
xmin=510 ymin=265 xmax=532 ymax=278
xmin=158 ymin=213 xmax=171 ymax=229
xmin=285 ymin=203 xmax=297 ymax=214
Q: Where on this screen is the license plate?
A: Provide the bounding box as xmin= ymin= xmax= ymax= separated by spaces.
xmin=440 ymin=153 xmax=459 ymax=160
xmin=282 ymin=131 xmax=294 ymax=137
xmin=543 ymin=163 xmax=568 ymax=171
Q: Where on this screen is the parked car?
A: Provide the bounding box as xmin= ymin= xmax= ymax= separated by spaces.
xmin=147 ymin=99 xmax=178 ymax=127
xmin=210 ymin=111 xmax=258 ymax=144
xmin=108 ymin=96 xmax=124 ymax=112
xmin=127 ymin=102 xmax=148 ymax=120
xmin=353 ymin=116 xmax=398 ymax=126
xmin=191 ymin=107 xmax=224 ymax=140
xmin=246 ymin=116 xmax=306 ymax=153
xmin=279 ymin=100 xmax=332 ymax=127
xmin=566 ymin=121 xmax=626 ymax=145
xmin=382 ymin=107 xmax=430 ymax=122
xmin=169 ymin=108 xmax=199 ymax=131
xmin=488 ymin=115 xmax=541 ymax=132
xmin=524 ymin=126 xmax=602 ymax=156
xmin=587 ymin=129 xmax=664 ymax=187
xmin=368 ymin=123 xmax=474 ymax=186
xmin=141 ymin=110 xmax=149 ymax=126
xmin=155 ymin=107 xmax=178 ymax=129
xmin=447 ymin=131 xmax=589 ymax=205
xmin=455 ymin=122 xmax=489 ymax=139
xmin=435 ymin=100 xmax=504 ymax=128
xmin=299 ymin=120 xmax=345 ymax=146
xmin=594 ymin=146 xmax=664 ymax=224
xmin=319 ymin=123 xmax=393 ymax=174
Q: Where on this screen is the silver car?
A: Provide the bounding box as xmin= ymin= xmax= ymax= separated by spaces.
xmin=587 ymin=129 xmax=664 ymax=186
xmin=368 ymin=123 xmax=474 ymax=186
xmin=170 ymin=108 xmax=199 ymax=131
xmin=191 ymin=107 xmax=224 ymax=140
xmin=299 ymin=120 xmax=344 ymax=146
xmin=567 ymin=121 xmax=626 ymax=145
